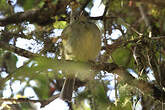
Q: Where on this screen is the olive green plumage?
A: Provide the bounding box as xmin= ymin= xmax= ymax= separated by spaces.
xmin=60 ymin=14 xmax=101 ymax=101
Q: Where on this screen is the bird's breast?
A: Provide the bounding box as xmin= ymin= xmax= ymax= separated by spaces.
xmin=62 ymin=21 xmax=101 ymax=61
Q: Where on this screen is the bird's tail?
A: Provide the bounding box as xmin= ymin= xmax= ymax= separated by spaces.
xmin=60 ymin=77 xmax=75 ymax=101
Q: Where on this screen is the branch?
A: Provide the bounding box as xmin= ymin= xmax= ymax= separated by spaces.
xmin=0 ymin=1 xmax=69 ymax=26
xmin=134 ymin=0 xmax=165 ymax=8
xmin=118 ymin=17 xmax=143 ymax=36
xmin=103 ymin=0 xmax=110 ymax=16
xmin=90 ymin=16 xmax=143 ymax=36
xmin=40 ymin=94 xmax=60 ymax=107
xmin=79 ymin=0 xmax=91 ymax=11
xmin=102 ymin=35 xmax=165 ymax=55
xmin=0 ymin=41 xmax=37 ymax=58
xmin=112 ymin=67 xmax=165 ymax=102
xmin=102 ymin=37 xmax=140 ymax=54
xmin=0 ymin=94 xmax=59 ymax=107
xmin=151 ymin=36 xmax=165 ymax=40
xmin=0 ymin=98 xmax=42 ymax=103
xmin=1 ymin=33 xmax=162 ymax=60
xmin=1 ymin=30 xmax=27 ymax=39
xmin=1 ymin=57 xmax=165 ymax=103
xmin=138 ymin=3 xmax=152 ymax=37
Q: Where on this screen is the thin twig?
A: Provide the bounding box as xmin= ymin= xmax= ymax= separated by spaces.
xmin=138 ymin=4 xmax=150 ymax=28
xmin=151 ymin=36 xmax=165 ymax=40
xmin=0 ymin=59 xmax=32 ymax=87
xmin=138 ymin=3 xmax=152 ymax=37
xmin=0 ymin=98 xmax=43 ymax=103
xmin=114 ymin=75 xmax=118 ymax=100
xmin=90 ymin=16 xmax=143 ymax=36
xmin=0 ymin=41 xmax=37 ymax=58
xmin=0 ymin=94 xmax=60 ymax=108
xmin=103 ymin=0 xmax=110 ymax=16
xmin=118 ymin=18 xmax=143 ymax=36
xmin=80 ymin=0 xmax=91 ymax=11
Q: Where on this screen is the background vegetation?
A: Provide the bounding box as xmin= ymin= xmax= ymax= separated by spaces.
xmin=0 ymin=0 xmax=165 ymax=110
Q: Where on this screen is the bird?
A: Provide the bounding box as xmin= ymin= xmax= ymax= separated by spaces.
xmin=59 ymin=11 xmax=101 ymax=102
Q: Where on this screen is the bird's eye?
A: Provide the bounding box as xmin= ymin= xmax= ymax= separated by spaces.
xmin=73 ymin=16 xmax=77 ymax=20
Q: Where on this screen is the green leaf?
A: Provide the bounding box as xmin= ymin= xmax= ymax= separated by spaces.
xmin=73 ymin=100 xmax=91 ymax=110
xmin=33 ymin=75 xmax=49 ymax=99
xmin=111 ymin=47 xmax=132 ymax=67
xmin=89 ymin=80 xmax=110 ymax=109
xmin=24 ymin=0 xmax=35 ymax=10
xmin=0 ymin=52 xmax=18 ymax=73
xmin=14 ymin=56 xmax=92 ymax=81
xmin=0 ymin=0 xmax=10 ymax=12
xmin=53 ymin=21 xmax=67 ymax=29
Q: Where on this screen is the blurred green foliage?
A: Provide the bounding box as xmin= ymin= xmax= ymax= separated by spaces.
xmin=0 ymin=0 xmax=165 ymax=109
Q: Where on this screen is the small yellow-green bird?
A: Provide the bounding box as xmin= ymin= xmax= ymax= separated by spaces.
xmin=60 ymin=12 xmax=101 ymax=101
